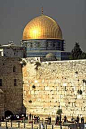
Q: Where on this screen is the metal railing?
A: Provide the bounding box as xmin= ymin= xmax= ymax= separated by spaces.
xmin=0 ymin=121 xmax=85 ymax=129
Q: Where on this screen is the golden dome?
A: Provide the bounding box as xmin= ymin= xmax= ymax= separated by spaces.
xmin=22 ymin=15 xmax=62 ymax=40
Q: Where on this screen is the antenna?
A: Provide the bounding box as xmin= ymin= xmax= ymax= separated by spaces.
xmin=41 ymin=7 xmax=43 ymax=15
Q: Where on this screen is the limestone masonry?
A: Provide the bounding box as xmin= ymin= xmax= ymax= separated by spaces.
xmin=23 ymin=59 xmax=86 ymax=118
xmin=0 ymin=57 xmax=86 ymax=119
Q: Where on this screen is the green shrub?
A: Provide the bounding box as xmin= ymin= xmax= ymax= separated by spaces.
xmin=56 ymin=109 xmax=62 ymax=115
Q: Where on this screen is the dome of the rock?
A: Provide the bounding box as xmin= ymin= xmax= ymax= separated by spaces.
xmin=22 ymin=13 xmax=69 ymax=60
xmin=22 ymin=15 xmax=62 ymax=40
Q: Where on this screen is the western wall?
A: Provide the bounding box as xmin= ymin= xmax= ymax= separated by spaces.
xmin=0 ymin=57 xmax=86 ymax=120
xmin=23 ymin=59 xmax=86 ymax=119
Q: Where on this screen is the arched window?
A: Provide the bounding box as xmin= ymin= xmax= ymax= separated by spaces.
xmin=14 ymin=79 xmax=17 ymax=86
xmin=5 ymin=110 xmax=13 ymax=118
xmin=13 ymin=66 xmax=16 ymax=72
xmin=0 ymin=79 xmax=2 ymax=86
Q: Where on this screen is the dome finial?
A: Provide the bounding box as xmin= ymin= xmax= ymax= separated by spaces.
xmin=41 ymin=7 xmax=43 ymax=15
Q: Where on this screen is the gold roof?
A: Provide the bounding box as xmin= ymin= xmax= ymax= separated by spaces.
xmin=22 ymin=15 xmax=62 ymax=40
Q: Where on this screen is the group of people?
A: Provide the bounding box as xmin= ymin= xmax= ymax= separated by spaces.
xmin=71 ymin=116 xmax=84 ymax=123
xmin=55 ymin=115 xmax=84 ymax=125
xmin=29 ymin=113 xmax=33 ymax=120
xmin=45 ymin=116 xmax=51 ymax=124
xmin=55 ymin=115 xmax=67 ymax=125
xmin=29 ymin=113 xmax=40 ymax=123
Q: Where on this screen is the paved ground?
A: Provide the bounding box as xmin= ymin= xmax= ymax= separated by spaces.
xmin=0 ymin=121 xmax=85 ymax=129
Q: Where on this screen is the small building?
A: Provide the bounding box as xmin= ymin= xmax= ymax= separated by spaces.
xmin=0 ymin=42 xmax=25 ymax=58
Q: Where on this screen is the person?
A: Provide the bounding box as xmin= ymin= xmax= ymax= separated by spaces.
xmin=41 ymin=123 xmax=44 ymax=129
xmin=55 ymin=115 xmax=59 ymax=125
xmin=34 ymin=115 xmax=37 ymax=124
xmin=37 ymin=116 xmax=40 ymax=123
xmin=1 ymin=116 xmax=4 ymax=121
xmin=32 ymin=114 xmax=33 ymax=120
xmin=81 ymin=117 xmax=84 ymax=123
xmin=29 ymin=113 xmax=31 ymax=120
xmin=71 ymin=116 xmax=74 ymax=122
xmin=26 ymin=114 xmax=28 ymax=120
xmin=64 ymin=116 xmax=67 ymax=122
xmin=48 ymin=116 xmax=51 ymax=124
xmin=76 ymin=116 xmax=79 ymax=123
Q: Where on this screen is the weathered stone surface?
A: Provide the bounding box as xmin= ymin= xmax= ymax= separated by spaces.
xmin=0 ymin=57 xmax=86 ymax=120
xmin=23 ymin=59 xmax=86 ymax=119
xmin=0 ymin=57 xmax=23 ymax=118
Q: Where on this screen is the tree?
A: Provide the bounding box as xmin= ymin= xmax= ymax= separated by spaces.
xmin=56 ymin=109 xmax=62 ymax=115
xmin=70 ymin=42 xmax=83 ymax=60
xmin=81 ymin=52 xmax=86 ymax=59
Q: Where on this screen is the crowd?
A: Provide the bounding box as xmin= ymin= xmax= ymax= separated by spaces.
xmin=55 ymin=115 xmax=84 ymax=125
xmin=0 ymin=113 xmax=85 ymax=127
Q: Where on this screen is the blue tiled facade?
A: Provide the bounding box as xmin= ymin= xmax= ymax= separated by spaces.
xmin=23 ymin=39 xmax=64 ymax=50
xmin=22 ymin=39 xmax=70 ymax=60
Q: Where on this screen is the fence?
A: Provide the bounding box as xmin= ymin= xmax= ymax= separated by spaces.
xmin=0 ymin=121 xmax=85 ymax=129
xmin=0 ymin=121 xmax=68 ymax=129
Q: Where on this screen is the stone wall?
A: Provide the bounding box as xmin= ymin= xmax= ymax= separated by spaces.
xmin=23 ymin=59 xmax=86 ymax=118
xmin=0 ymin=90 xmax=4 ymax=118
xmin=0 ymin=57 xmax=86 ymax=119
xmin=0 ymin=57 xmax=23 ymax=117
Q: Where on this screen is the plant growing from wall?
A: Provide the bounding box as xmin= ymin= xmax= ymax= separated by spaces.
xmin=82 ymin=79 xmax=86 ymax=84
xmin=29 ymin=100 xmax=32 ymax=103
xmin=77 ymin=90 xmax=80 ymax=94
xmin=35 ymin=62 xmax=41 ymax=70
xmin=22 ymin=60 xmax=27 ymax=66
xmin=20 ymin=59 xmax=27 ymax=67
xmin=75 ymin=71 xmax=78 ymax=74
xmin=56 ymin=109 xmax=62 ymax=115
xmin=19 ymin=58 xmax=22 ymax=61
xmin=79 ymin=90 xmax=82 ymax=95
xmin=48 ymin=62 xmax=51 ymax=65
xmin=77 ymin=90 xmax=82 ymax=95
xmin=32 ymin=85 xmax=36 ymax=89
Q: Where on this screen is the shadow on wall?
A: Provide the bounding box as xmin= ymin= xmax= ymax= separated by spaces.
xmin=22 ymin=104 xmax=26 ymax=115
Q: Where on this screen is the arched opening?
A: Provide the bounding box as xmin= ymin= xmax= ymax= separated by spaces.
xmin=13 ymin=66 xmax=16 ymax=72
xmin=5 ymin=110 xmax=13 ymax=118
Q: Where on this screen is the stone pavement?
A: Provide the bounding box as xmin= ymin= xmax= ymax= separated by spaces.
xmin=0 ymin=121 xmax=69 ymax=129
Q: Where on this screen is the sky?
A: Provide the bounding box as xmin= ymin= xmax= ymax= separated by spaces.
xmin=0 ymin=0 xmax=86 ymax=52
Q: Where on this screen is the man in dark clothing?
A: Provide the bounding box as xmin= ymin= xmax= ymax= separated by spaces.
xmin=29 ymin=113 xmax=31 ymax=120
xmin=56 ymin=115 xmax=59 ymax=125
xmin=81 ymin=117 xmax=84 ymax=123
xmin=76 ymin=116 xmax=79 ymax=123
